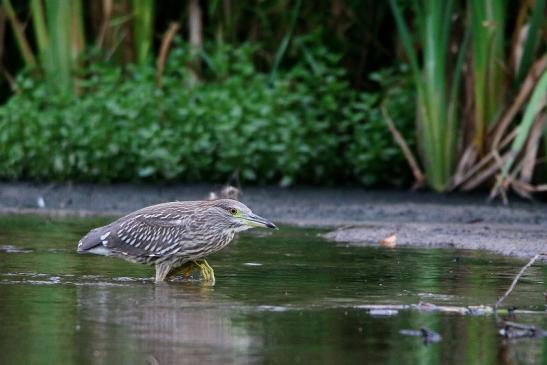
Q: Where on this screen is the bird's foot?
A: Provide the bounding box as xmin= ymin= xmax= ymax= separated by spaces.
xmin=194 ymin=259 xmax=215 ymax=284
xmin=165 ymin=261 xmax=194 ymax=282
xmin=174 ymin=259 xmax=215 ymax=284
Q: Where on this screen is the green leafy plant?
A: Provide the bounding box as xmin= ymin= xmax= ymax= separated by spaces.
xmin=346 ymin=66 xmax=416 ymax=186
xmin=0 ymin=42 xmax=412 ymax=186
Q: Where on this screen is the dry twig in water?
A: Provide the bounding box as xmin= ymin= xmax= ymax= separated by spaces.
xmin=495 ymin=253 xmax=544 ymax=310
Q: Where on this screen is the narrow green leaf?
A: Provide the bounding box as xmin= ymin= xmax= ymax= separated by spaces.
xmin=515 ymin=0 xmax=546 ymax=84
xmin=271 ymin=0 xmax=302 ymax=78
xmin=501 ymin=70 xmax=547 ymax=177
xmin=3 ymin=0 xmax=37 ymax=66
xmin=133 ymin=0 xmax=155 ymax=65
xmin=31 ymin=0 xmax=48 ymax=54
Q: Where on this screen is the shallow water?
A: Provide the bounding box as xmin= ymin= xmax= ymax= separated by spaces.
xmin=0 ymin=214 xmax=545 ymax=365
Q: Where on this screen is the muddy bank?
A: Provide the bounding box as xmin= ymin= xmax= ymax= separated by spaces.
xmin=0 ymin=182 xmax=546 ymax=258
xmin=324 ymin=222 xmax=546 ymax=258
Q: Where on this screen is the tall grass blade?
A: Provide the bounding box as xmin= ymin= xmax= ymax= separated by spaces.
xmin=69 ymin=0 xmax=84 ymax=63
xmin=515 ymin=0 xmax=545 ymax=84
xmin=388 ymin=0 xmax=421 ymax=84
xmin=45 ymin=0 xmax=72 ymax=94
xmin=501 ymin=70 xmax=547 ymax=178
xmin=469 ymin=0 xmax=506 ymax=153
xmin=3 ymin=0 xmax=37 ymax=67
xmin=271 ymin=0 xmax=301 ymax=78
xmin=389 ymin=0 xmax=457 ymax=191
xmin=133 ymin=0 xmax=154 ymax=65
xmin=447 ymin=22 xmax=471 ymax=179
xmin=30 ymin=0 xmax=48 ymax=54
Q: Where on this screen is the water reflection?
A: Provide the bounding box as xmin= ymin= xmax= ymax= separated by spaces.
xmin=75 ymin=283 xmax=262 ymax=364
xmin=0 ymin=215 xmax=545 ymax=365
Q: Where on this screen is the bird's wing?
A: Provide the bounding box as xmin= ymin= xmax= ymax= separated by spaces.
xmin=103 ymin=212 xmax=199 ymax=258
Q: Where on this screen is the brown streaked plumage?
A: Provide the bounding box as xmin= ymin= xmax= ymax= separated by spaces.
xmin=77 ymin=199 xmax=276 ymax=283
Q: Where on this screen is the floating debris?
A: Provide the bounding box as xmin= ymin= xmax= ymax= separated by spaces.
xmin=113 ymin=277 xmax=141 ymax=282
xmin=468 ymin=305 xmax=494 ymax=316
xmin=0 ymin=245 xmax=33 ymax=254
xmin=498 ymin=321 xmax=547 ymax=339
xmin=353 ymin=303 xmax=541 ymax=316
xmin=418 ymin=292 xmax=456 ymax=302
xmin=369 ymin=309 xmax=399 ymax=316
xmin=400 ymin=327 xmax=442 ymax=344
xmin=257 ymin=305 xmax=289 ymax=312
xmin=416 ymin=301 xmax=438 ymax=311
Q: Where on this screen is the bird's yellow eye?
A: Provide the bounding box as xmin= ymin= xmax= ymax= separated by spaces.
xmin=229 ymin=208 xmax=238 ymax=215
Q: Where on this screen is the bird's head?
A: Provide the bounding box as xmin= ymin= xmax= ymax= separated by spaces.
xmin=211 ymin=199 xmax=277 ymax=232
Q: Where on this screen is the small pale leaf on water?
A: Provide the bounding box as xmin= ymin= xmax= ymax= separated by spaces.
xmin=379 ymin=233 xmax=397 ymax=248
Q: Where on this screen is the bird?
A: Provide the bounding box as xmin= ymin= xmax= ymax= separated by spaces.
xmin=207 ymin=185 xmax=240 ymax=201
xmin=77 ymin=199 xmax=277 ymax=283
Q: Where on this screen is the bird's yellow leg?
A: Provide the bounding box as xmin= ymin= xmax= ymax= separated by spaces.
xmin=169 ymin=260 xmax=215 ymax=283
xmin=194 ymin=259 xmax=215 ymax=283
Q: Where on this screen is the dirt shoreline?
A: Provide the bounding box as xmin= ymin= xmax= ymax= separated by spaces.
xmin=0 ymin=182 xmax=546 ymax=259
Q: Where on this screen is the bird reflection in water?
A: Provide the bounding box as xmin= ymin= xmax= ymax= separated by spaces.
xmin=74 ymin=282 xmax=263 ymax=364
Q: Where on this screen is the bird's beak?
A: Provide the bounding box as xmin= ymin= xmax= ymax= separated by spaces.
xmin=243 ymin=213 xmax=278 ymax=229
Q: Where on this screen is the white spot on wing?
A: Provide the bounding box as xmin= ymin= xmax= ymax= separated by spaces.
xmin=100 ymin=232 xmax=110 ymax=240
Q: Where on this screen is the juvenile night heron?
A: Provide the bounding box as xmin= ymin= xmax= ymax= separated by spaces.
xmin=77 ymin=199 xmax=276 ymax=283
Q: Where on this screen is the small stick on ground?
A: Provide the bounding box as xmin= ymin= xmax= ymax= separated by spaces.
xmin=495 ymin=253 xmax=543 ymax=310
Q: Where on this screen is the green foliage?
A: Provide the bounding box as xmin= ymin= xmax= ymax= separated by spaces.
xmin=0 ymin=41 xmax=413 ymax=186
xmin=346 ymin=66 xmax=416 ymax=186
